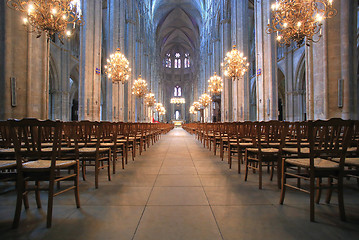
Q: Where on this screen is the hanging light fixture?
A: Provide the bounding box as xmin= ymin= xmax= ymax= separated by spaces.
xmin=199 ymin=93 xmax=212 ymax=108
xmin=144 ymin=92 xmax=156 ymax=107
xmin=155 ymin=103 xmax=164 ymax=112
xmin=132 ymin=75 xmax=148 ymax=98
xmin=266 ymin=0 xmax=337 ymax=46
xmin=207 ymin=72 xmax=223 ymax=95
xmin=159 ymin=106 xmax=166 ymax=116
xmin=221 ymin=45 xmax=250 ymax=81
xmin=170 ymin=98 xmax=186 ymax=104
xmin=7 ymin=0 xmax=84 ymax=40
xmin=189 ymin=106 xmax=197 ymax=114
xmin=104 ymin=48 xmax=131 ymax=84
xmin=192 ymin=102 xmax=201 ymax=111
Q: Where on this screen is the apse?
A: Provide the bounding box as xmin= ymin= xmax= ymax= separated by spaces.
xmin=153 ymin=0 xmax=202 ymax=123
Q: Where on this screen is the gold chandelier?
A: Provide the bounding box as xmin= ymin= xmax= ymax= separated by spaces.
xmin=207 ymin=72 xmax=223 ymax=95
xmin=267 ymin=0 xmax=337 ymax=46
xmin=144 ymin=92 xmax=156 ymax=107
xmin=199 ymin=93 xmax=212 ymax=108
xmin=192 ymin=102 xmax=201 ymax=111
xmin=7 ymin=0 xmax=84 ymax=40
xmin=222 ymin=45 xmax=250 ymax=81
xmin=104 ymin=48 xmax=131 ymax=84
xmin=170 ymin=98 xmax=186 ymax=104
xmin=159 ymin=107 xmax=166 ymax=116
xmin=155 ymin=103 xmax=163 ymax=112
xmin=189 ymin=106 xmax=197 ymax=114
xmin=155 ymin=103 xmax=166 ymax=116
xmin=132 ymin=75 xmax=148 ymax=98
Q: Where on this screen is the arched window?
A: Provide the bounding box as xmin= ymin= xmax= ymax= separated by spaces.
xmin=164 ymin=53 xmax=171 ymax=68
xmin=174 ymin=86 xmax=182 ymax=97
xmin=184 ymin=53 xmax=190 ymax=68
xmin=174 ymin=52 xmax=181 ymax=69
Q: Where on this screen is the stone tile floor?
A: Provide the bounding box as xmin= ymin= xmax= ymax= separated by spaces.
xmin=0 ymin=128 xmax=358 ymax=240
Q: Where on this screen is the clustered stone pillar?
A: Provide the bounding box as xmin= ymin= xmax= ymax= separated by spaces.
xmin=79 ymin=0 xmax=102 ymax=121
xmin=255 ymin=0 xmax=278 ymax=121
xmin=306 ymin=0 xmax=358 ymax=120
xmin=232 ymin=0 xmax=250 ymax=121
xmin=220 ymin=0 xmax=232 ymax=122
xmin=0 ymin=2 xmax=48 ymax=120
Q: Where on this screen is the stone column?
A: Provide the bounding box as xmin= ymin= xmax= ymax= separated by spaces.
xmin=49 ymin=42 xmax=72 ymax=121
xmin=306 ymin=0 xmax=358 ymax=120
xmin=0 ymin=2 xmax=48 ymax=120
xmin=79 ymin=0 xmax=102 ymax=121
xmin=255 ymin=0 xmax=278 ymax=121
xmin=232 ymin=0 xmax=250 ymax=121
xmin=220 ymin=0 xmax=232 ymax=122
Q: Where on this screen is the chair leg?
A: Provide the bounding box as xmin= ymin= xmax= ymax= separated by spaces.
xmin=244 ymin=151 xmax=249 ymax=181
xmin=35 ymin=181 xmax=42 ymax=208
xmin=107 ymin=152 xmax=112 ymax=181
xmin=337 ymin=175 xmax=346 ymax=221
xmin=74 ymin=163 xmax=80 ymax=208
xmin=237 ymin=151 xmax=241 ymax=174
xmin=259 ymin=160 xmax=262 ymax=189
xmin=23 ymin=181 xmax=29 ymax=209
xmin=95 ymin=159 xmax=99 ymax=189
xmin=315 ymin=178 xmax=322 ymax=204
xmin=326 ymin=177 xmax=333 ymax=204
xmin=46 ymin=179 xmax=55 ymax=228
xmin=279 ymin=160 xmax=286 ymax=204
xmin=310 ymin=174 xmax=315 ymax=222
xmin=12 ymin=176 xmax=24 ymax=229
xmin=113 ymin=150 xmax=116 ymax=174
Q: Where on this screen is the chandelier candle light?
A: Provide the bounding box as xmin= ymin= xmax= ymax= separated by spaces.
xmin=7 ymin=0 xmax=84 ymax=40
xmin=192 ymin=101 xmax=201 ymax=111
xmin=104 ymin=48 xmax=131 ymax=84
xmin=132 ymin=75 xmax=148 ymax=98
xmin=144 ymin=92 xmax=156 ymax=107
xmin=222 ymin=45 xmax=250 ymax=81
xmin=199 ymin=93 xmax=212 ymax=108
xmin=208 ymin=72 xmax=223 ymax=95
xmin=189 ymin=106 xmax=197 ymax=114
xmin=170 ymin=98 xmax=186 ymax=104
xmin=266 ymin=0 xmax=337 ymax=46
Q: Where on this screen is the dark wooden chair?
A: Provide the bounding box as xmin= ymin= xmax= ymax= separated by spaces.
xmin=10 ymin=119 xmax=80 ymax=228
xmin=280 ymin=119 xmax=354 ymax=222
xmin=244 ymin=121 xmax=289 ymax=189
xmin=77 ymin=121 xmax=111 ymax=189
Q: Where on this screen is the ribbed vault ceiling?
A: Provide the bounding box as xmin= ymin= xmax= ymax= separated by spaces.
xmin=153 ymin=0 xmax=202 ymax=56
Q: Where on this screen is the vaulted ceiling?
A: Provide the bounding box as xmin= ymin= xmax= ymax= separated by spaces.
xmin=152 ymin=0 xmax=203 ymax=56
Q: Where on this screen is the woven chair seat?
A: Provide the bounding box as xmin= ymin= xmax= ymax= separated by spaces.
xmin=42 ymin=147 xmax=75 ymax=152
xmin=283 ymin=147 xmax=310 ymax=154
xmin=285 ymin=141 xmax=310 ymax=147
xmin=0 ymin=160 xmax=17 ymax=170
xmin=0 ymin=148 xmax=15 ymax=153
xmin=286 ymin=158 xmax=339 ymax=169
xmin=332 ymin=157 xmax=359 ymax=167
xmin=22 ymin=160 xmax=77 ymax=170
xmin=100 ymin=143 xmax=115 ymax=147
xmin=347 ymin=147 xmax=358 ymax=153
xmin=79 ymin=147 xmax=110 ymax=153
xmin=247 ymin=147 xmax=279 ymax=153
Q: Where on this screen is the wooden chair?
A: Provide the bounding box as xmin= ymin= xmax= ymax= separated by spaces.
xmin=280 ymin=119 xmax=354 ymax=222
xmin=9 ymin=119 xmax=80 ymax=228
xmin=244 ymin=121 xmax=289 ymax=189
xmin=77 ymin=121 xmax=111 ymax=189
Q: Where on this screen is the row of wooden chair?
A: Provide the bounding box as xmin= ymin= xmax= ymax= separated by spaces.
xmin=0 ymin=119 xmax=173 ymax=228
xmin=183 ymin=119 xmax=359 ymax=222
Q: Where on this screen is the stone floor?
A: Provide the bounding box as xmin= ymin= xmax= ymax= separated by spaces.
xmin=1 ymin=128 xmax=359 ymax=240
